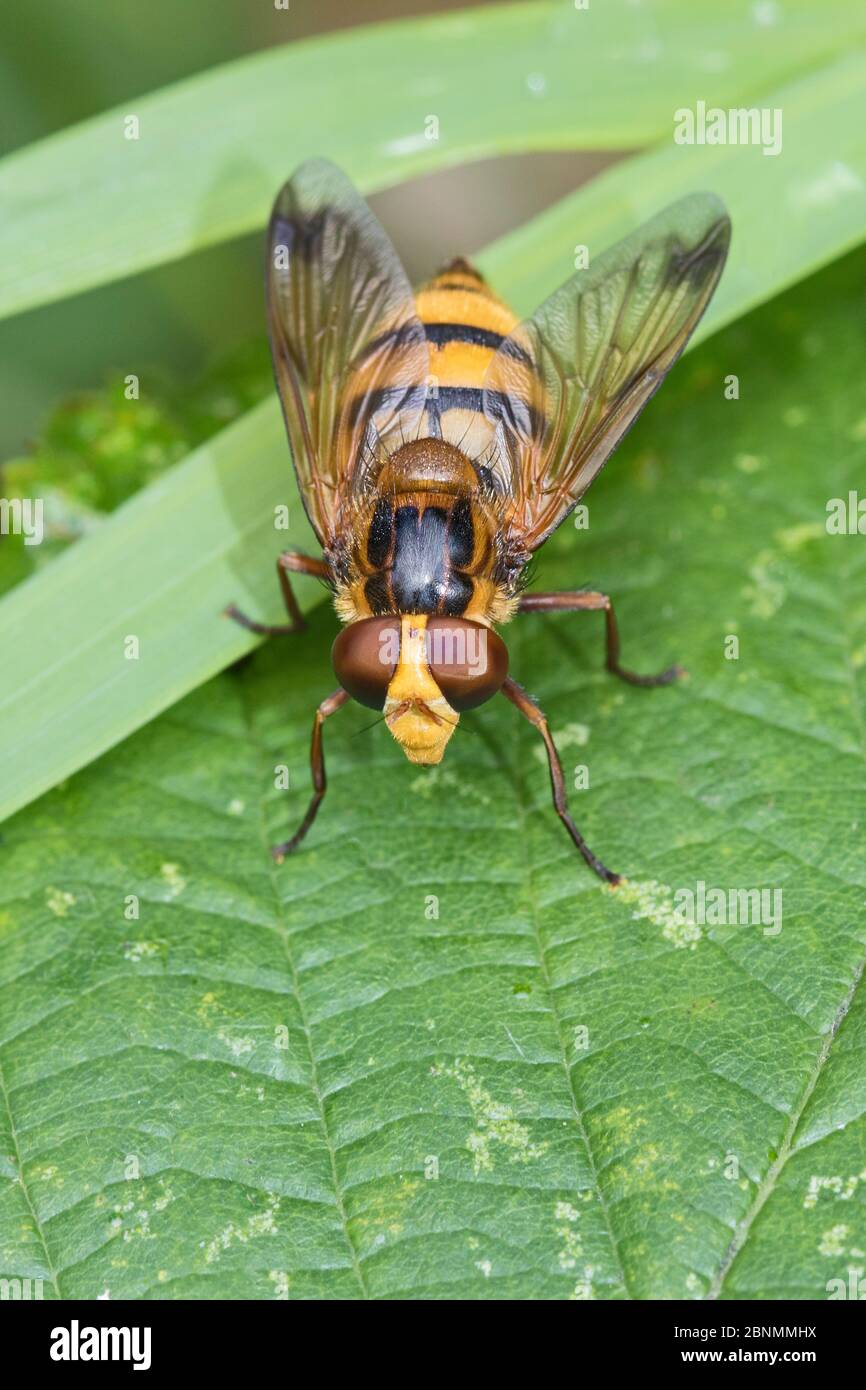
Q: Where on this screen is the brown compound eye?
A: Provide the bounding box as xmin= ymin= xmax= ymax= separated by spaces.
xmin=332 ymin=617 xmax=400 ymax=710
xmin=425 ymin=617 xmax=508 ymax=711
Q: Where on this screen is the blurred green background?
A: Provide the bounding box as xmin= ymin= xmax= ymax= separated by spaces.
xmin=0 ymin=0 xmax=617 ymax=458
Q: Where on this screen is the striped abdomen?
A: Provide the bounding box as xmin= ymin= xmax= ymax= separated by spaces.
xmin=334 ymin=260 xmax=528 ymax=628
xmin=414 ymin=258 xmax=520 ymax=457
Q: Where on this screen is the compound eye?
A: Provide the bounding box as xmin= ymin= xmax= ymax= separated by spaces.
xmin=425 ymin=617 xmax=508 ymax=711
xmin=332 ymin=617 xmax=400 ymax=710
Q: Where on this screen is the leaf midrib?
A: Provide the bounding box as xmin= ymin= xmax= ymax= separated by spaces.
xmin=708 ymin=951 xmax=866 ymax=1299
xmin=707 ymin=546 xmax=866 ymax=1298
xmin=508 ymin=680 xmax=632 ymax=1299
xmin=0 ymin=1052 xmax=62 ymax=1298
xmin=238 ymin=668 xmax=371 ymax=1299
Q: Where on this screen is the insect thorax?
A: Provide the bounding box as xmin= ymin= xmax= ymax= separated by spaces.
xmin=333 ymin=438 xmax=516 ymax=627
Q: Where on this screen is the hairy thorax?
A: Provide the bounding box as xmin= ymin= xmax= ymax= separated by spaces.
xmin=333 ymin=439 xmax=517 ymax=627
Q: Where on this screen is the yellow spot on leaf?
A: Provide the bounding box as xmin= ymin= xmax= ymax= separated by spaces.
xmin=46 ymin=887 xmax=76 ymax=917
xmin=160 ymin=862 xmax=186 ymax=897
xmin=616 ymin=878 xmax=702 ymax=950
xmin=431 ymin=1058 xmax=547 ymax=1175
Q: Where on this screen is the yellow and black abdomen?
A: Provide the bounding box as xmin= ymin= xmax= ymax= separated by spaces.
xmin=334 ymin=262 xmax=526 ymax=629
xmin=415 ymin=258 xmax=519 ymax=459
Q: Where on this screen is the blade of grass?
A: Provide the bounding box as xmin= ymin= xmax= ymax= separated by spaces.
xmin=481 ymin=47 xmax=866 ymax=328
xmin=1 ymin=399 xmax=313 ymax=816
xmin=3 ymin=49 xmax=866 ymax=823
xmin=1 ymin=0 xmax=865 ymax=321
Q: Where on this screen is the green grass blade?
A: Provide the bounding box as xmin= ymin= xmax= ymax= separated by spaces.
xmin=1 ymin=401 xmax=315 ymax=820
xmin=483 ymin=47 xmax=866 ymax=326
xmin=2 ymin=0 xmax=865 ymax=320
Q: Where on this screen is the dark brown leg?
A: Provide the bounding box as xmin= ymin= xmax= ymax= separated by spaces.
xmin=272 ymin=687 xmax=350 ymax=861
xmin=500 ymin=677 xmax=619 ymax=885
xmin=225 ymin=552 xmax=330 ymax=636
xmin=518 ymin=590 xmax=683 ymax=687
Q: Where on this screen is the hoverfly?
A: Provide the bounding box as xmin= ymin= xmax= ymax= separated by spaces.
xmin=227 ymin=160 xmax=730 ymax=883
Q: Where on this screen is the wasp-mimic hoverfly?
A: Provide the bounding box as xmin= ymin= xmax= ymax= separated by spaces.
xmin=227 ymin=161 xmax=730 ymax=883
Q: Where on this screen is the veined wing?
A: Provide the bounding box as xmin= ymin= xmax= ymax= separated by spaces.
xmin=267 ymin=159 xmax=429 ymax=547
xmin=481 ymin=193 xmax=731 ymax=561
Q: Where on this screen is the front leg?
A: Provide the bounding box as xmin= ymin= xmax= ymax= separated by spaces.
xmin=225 ymin=551 xmax=330 ymax=636
xmin=501 ymin=677 xmax=618 ymax=884
xmin=518 ymin=590 xmax=683 ymax=687
xmin=272 ymin=687 xmax=350 ymax=861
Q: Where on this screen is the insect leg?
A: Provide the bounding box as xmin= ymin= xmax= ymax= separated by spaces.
xmin=500 ymin=677 xmax=619 ymax=885
xmin=518 ymin=591 xmax=683 ymax=687
xmin=224 ymin=552 xmax=330 ymax=635
xmin=272 ymin=687 xmax=351 ymax=861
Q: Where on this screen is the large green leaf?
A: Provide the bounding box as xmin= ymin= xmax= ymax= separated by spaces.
xmin=1 ymin=249 xmax=863 ymax=1299
xmin=5 ymin=41 xmax=866 ymax=827
xmin=2 ymin=0 xmax=865 ymax=321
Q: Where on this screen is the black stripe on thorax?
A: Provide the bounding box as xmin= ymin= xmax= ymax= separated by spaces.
xmin=362 ymin=498 xmax=477 ymax=617
xmin=366 ymin=496 xmax=394 ymax=568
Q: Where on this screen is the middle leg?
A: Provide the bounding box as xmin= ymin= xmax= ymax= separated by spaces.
xmin=518 ymin=590 xmax=683 ymax=687
xmin=225 ymin=551 xmax=330 ymax=636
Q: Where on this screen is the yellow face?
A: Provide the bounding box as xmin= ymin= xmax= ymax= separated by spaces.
xmin=383 ymin=615 xmax=458 ymax=764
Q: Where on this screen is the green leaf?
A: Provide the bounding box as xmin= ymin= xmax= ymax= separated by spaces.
xmin=5 ymin=40 xmax=866 ymax=825
xmin=2 ymin=0 xmax=865 ymax=321
xmin=1 ymin=248 xmax=864 ymax=1299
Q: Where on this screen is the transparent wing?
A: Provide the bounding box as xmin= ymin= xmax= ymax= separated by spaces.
xmin=267 ymin=159 xmax=429 ymax=547
xmin=482 ymin=193 xmax=731 ymax=559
